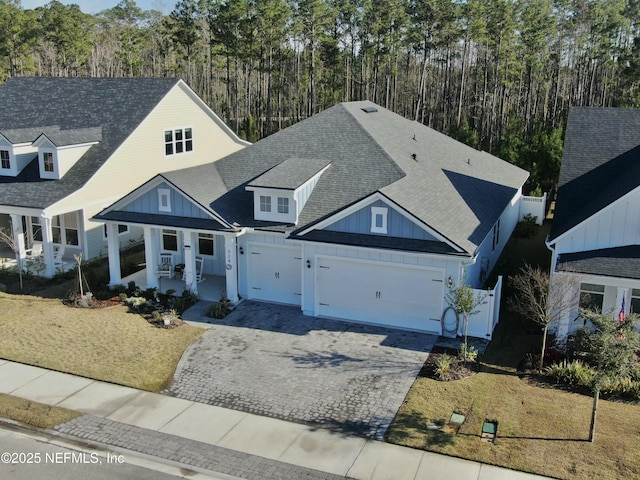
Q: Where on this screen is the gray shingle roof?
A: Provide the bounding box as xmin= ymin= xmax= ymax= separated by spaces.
xmin=549 ymin=107 xmax=640 ymax=241
xmin=0 ymin=77 xmax=180 ymax=209
xmin=136 ymin=102 xmax=528 ymax=255
xmin=247 ymin=157 xmax=331 ymax=190
xmin=557 ymin=245 xmax=640 ymax=280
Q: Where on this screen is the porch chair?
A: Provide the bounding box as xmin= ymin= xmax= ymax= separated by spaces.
xmin=183 ymin=256 xmax=206 ymax=284
xmin=53 ymin=244 xmax=66 ymax=270
xmin=25 ymin=243 xmax=43 ymax=258
xmin=156 ymin=252 xmax=173 ymax=279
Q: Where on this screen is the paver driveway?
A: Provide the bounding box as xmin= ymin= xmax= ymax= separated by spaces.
xmin=167 ymin=301 xmax=436 ymax=439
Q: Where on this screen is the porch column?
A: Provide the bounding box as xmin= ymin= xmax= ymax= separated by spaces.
xmin=9 ymin=214 xmax=26 ymax=259
xmin=106 ymin=223 xmax=122 ymax=286
xmin=41 ymin=215 xmax=54 ymax=277
xmin=144 ymin=226 xmax=159 ymax=289
xmin=183 ymin=231 xmax=197 ymax=294
xmin=224 ymin=235 xmax=239 ymax=303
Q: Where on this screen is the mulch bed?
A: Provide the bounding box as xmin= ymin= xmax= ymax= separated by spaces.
xmin=420 ymin=350 xmax=480 ymax=381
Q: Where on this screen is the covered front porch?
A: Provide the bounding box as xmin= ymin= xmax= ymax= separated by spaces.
xmin=105 ymin=223 xmax=241 ymax=304
xmin=0 ymin=210 xmax=84 ymax=276
xmin=121 ymin=268 xmax=227 ymax=302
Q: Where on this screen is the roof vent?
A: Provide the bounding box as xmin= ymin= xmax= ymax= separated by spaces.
xmin=361 ymin=106 xmax=378 ymax=113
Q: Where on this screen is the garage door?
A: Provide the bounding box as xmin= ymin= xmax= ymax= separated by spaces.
xmin=316 ymin=257 xmax=443 ymax=333
xmin=247 ymin=244 xmax=302 ymax=305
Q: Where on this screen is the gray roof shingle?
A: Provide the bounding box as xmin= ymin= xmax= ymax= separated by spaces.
xmin=122 ymin=102 xmax=527 ymax=255
xmin=557 ymin=245 xmax=640 ymax=280
xmin=549 ymin=107 xmax=640 ymax=241
xmin=0 ymin=77 xmax=179 ymax=209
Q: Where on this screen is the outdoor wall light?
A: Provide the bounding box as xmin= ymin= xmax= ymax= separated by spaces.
xmin=306 ymin=259 xmax=311 ymax=269
xmin=446 ymin=275 xmax=454 ymax=288
xmin=239 ymin=246 xmax=244 ymax=255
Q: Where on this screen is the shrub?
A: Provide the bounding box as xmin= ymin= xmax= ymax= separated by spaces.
xmin=545 ymin=360 xmax=595 ymax=388
xmin=600 ymin=376 xmax=640 ymax=399
xmin=435 ymin=354 xmax=454 ymax=380
xmin=514 ymin=213 xmax=539 ymax=238
xmin=458 ymin=342 xmax=478 ymax=363
xmin=169 ymin=290 xmax=199 ymax=315
xmin=206 ymin=300 xmax=231 ymax=319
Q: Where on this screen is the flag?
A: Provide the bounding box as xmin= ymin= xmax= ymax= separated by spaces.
xmin=619 ymin=294 xmax=626 ymax=323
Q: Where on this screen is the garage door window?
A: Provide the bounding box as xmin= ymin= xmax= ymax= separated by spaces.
xmin=371 ymin=207 xmax=388 ymax=234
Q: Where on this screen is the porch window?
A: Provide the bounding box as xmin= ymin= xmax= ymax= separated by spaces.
xmin=579 ymin=283 xmax=604 ymax=313
xmin=162 ymin=229 xmax=178 ymax=251
xmin=631 ymin=289 xmax=640 ymax=314
xmin=198 ymin=233 xmax=214 ymax=256
xmin=0 ymin=150 xmax=9 ymax=169
xmin=52 ymin=213 xmax=79 ymax=246
xmin=30 ymin=216 xmax=42 ymax=242
xmin=259 ymin=195 xmax=271 ymax=212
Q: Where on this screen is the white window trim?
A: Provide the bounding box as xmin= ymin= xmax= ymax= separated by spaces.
xmin=164 ymin=127 xmax=193 ymax=156
xmin=158 ymin=188 xmax=171 ymax=212
xmin=371 ymin=206 xmax=388 ymax=234
xmin=162 ymin=229 xmax=179 ymax=252
xmin=277 ymin=197 xmax=289 ymax=214
xmin=0 ymin=149 xmax=11 ymax=170
xmin=197 ymin=232 xmax=216 ymax=257
xmin=260 ymin=195 xmax=272 ymax=213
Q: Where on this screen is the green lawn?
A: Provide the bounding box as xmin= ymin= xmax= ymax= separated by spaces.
xmin=386 ymin=221 xmax=640 ymax=479
xmin=0 ymin=292 xmax=203 ymax=392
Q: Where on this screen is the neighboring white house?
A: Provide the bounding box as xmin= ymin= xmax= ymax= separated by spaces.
xmin=0 ymin=77 xmax=248 ymax=277
xmin=546 ymin=106 xmax=640 ymax=340
xmin=96 ymin=101 xmax=531 ymax=338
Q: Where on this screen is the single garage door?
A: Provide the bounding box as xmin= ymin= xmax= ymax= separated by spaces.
xmin=316 ymin=257 xmax=443 ymax=333
xmin=247 ymin=243 xmax=302 ymax=305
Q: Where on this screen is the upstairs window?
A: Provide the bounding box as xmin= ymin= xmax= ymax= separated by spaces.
xmin=0 ymin=150 xmax=9 ymax=169
xmin=370 ymin=206 xmax=388 ymax=234
xmin=43 ymin=152 xmax=54 ymax=172
xmin=165 ymin=128 xmax=193 ymax=156
xmin=277 ymin=197 xmax=289 ymax=214
xmin=260 ymin=195 xmax=271 ymax=212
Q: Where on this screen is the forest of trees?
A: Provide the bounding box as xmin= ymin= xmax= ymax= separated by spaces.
xmin=1 ymin=0 xmax=639 ymax=193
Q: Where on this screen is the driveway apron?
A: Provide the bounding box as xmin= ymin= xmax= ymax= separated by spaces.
xmin=168 ymin=301 xmax=436 ymax=439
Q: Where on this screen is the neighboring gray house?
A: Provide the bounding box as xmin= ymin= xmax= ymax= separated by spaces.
xmin=97 ymin=101 xmax=530 ymax=337
xmin=0 ymin=77 xmax=247 ymax=277
xmin=547 ymin=107 xmax=640 ymax=339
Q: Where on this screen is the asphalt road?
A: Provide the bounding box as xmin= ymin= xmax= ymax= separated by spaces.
xmin=0 ymin=424 xmax=235 ymax=480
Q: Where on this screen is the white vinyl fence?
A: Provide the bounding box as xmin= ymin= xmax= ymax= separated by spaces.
xmin=519 ymin=193 xmax=547 ymax=225
xmin=464 ymin=276 xmax=503 ymax=340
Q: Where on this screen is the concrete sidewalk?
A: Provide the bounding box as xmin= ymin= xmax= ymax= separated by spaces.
xmin=0 ymin=360 xmax=549 ymax=480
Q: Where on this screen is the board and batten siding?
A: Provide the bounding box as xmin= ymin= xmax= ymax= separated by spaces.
xmin=120 ymin=181 xmax=213 ymax=220
xmin=48 ymin=82 xmax=245 ymax=216
xmin=325 ymin=199 xmax=438 ymax=241
xmin=553 ymin=187 xmax=640 ymax=256
xmin=237 ymin=232 xmax=288 ymax=299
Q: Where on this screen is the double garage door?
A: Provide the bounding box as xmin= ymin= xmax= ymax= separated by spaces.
xmin=316 ymin=257 xmax=444 ymax=333
xmin=247 ymin=244 xmax=444 ymax=333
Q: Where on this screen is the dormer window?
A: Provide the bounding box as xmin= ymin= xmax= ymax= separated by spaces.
xmin=277 ymin=197 xmax=289 ymax=214
xmin=165 ymin=128 xmax=193 ymax=156
xmin=43 ymin=152 xmax=54 ymax=172
xmin=259 ymin=195 xmax=271 ymax=212
xmin=0 ymin=150 xmax=10 ymax=169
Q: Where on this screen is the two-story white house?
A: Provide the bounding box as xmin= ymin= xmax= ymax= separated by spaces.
xmin=547 ymin=107 xmax=640 ymax=340
xmin=96 ymin=102 xmax=530 ymax=337
xmin=0 ymin=77 xmax=248 ymax=277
